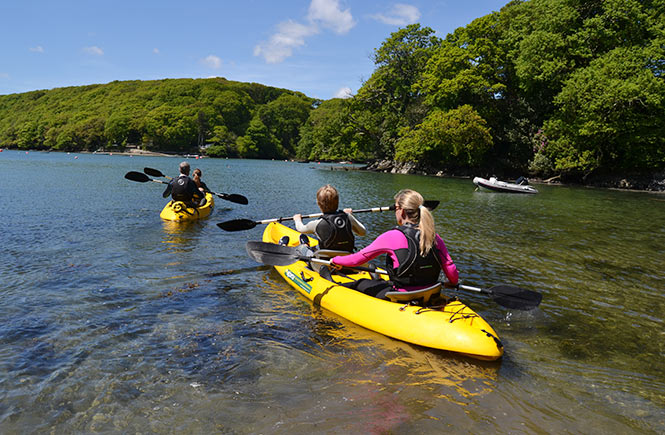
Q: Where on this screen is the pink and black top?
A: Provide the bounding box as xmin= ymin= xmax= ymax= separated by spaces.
xmin=331 ymin=229 xmax=458 ymax=292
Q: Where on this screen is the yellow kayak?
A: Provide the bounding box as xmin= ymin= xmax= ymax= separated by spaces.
xmin=262 ymin=222 xmax=504 ymax=361
xmin=159 ymin=193 xmax=214 ymax=222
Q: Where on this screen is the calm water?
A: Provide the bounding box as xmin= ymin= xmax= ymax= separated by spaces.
xmin=1 ymin=149 xmax=663 ymax=433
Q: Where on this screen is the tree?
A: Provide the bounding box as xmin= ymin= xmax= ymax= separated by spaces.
xmin=352 ymin=24 xmax=442 ymax=158
xmin=395 ymin=105 xmax=493 ymax=168
xmin=258 ymin=94 xmax=312 ymax=156
xmin=543 ymin=45 xmax=665 ymax=175
xmin=236 ymin=117 xmax=278 ymax=158
xmin=297 ymin=98 xmax=361 ymax=161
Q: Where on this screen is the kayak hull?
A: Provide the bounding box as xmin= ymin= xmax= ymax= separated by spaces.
xmin=473 ymin=177 xmax=538 ymax=194
xmin=263 ymin=222 xmax=504 ymax=361
xmin=160 ymin=193 xmax=214 ymax=221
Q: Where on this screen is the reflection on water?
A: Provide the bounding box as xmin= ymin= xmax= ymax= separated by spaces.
xmin=1 ymin=151 xmax=664 ymax=433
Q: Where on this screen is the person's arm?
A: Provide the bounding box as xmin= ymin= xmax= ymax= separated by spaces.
xmin=294 ymin=215 xmax=320 ymax=234
xmin=435 ymin=234 xmax=458 ymax=285
xmin=344 ymin=209 xmax=367 ymax=236
xmin=331 ymin=230 xmax=402 ymax=268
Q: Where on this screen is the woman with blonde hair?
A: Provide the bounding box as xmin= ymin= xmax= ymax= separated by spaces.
xmin=330 ymin=189 xmax=458 ymax=299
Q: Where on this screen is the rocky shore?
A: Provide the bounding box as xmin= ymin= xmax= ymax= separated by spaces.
xmin=361 ymin=159 xmax=665 ymax=193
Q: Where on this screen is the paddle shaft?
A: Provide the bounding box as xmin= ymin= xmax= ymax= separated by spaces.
xmin=255 ymin=200 xmax=439 ymax=224
xmin=218 ymin=200 xmax=439 ymax=231
xmin=256 ymin=206 xmax=392 ymax=225
xmin=276 ymin=256 xmax=502 ymax=297
xmin=244 ymin=240 xmax=541 ymax=310
xmin=303 ymin=259 xmax=538 ymax=307
xmin=144 ymin=167 xmax=248 ymax=205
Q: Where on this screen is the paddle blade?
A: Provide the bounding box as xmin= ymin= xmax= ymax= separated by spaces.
xmin=216 ymin=193 xmax=249 ymax=205
xmin=125 ymin=171 xmax=150 ymax=182
xmin=217 ymin=219 xmax=258 ymax=232
xmin=489 ymin=285 xmax=542 ymax=310
xmin=246 ymin=241 xmax=300 ymax=266
xmin=144 ymin=167 xmax=165 ymax=177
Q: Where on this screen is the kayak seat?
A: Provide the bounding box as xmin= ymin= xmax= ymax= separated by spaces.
xmin=385 ymin=283 xmax=442 ymax=305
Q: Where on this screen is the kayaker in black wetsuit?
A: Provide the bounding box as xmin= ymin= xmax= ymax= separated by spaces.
xmin=163 ymin=161 xmax=202 ymax=206
xmin=292 ymin=184 xmax=366 ymax=252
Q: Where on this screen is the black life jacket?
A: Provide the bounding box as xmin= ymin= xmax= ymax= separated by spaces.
xmin=171 ymin=175 xmax=199 ymax=203
xmin=386 ymin=224 xmax=442 ymax=287
xmin=315 ymin=211 xmax=355 ymax=251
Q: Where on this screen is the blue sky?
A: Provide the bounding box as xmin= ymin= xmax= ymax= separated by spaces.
xmin=1 ymin=0 xmax=507 ymax=100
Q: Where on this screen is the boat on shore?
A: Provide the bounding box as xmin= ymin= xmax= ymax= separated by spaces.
xmin=473 ymin=176 xmax=538 ymax=194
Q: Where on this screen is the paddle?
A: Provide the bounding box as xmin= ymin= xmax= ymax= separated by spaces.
xmin=142 ymin=167 xmax=249 ymax=205
xmin=125 ymin=171 xmax=168 ymax=185
xmin=245 ymin=241 xmax=542 ymax=310
xmin=143 ymin=167 xmax=172 ymax=179
xmin=217 ymin=200 xmax=441 ymax=232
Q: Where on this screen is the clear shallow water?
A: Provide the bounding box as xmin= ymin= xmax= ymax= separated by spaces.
xmin=1 ymin=149 xmax=663 ymax=433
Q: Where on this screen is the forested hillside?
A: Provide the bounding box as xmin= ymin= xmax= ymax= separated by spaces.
xmin=299 ymin=0 xmax=665 ymax=180
xmin=2 ymin=0 xmax=663 ymax=182
xmin=0 ymin=78 xmax=314 ymax=158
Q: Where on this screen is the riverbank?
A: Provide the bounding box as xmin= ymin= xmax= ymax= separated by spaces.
xmin=88 ymin=149 xmax=185 ymax=158
xmin=361 ymin=159 xmax=665 ymax=193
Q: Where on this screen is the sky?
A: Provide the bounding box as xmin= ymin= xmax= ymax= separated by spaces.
xmin=1 ymin=0 xmax=508 ymax=100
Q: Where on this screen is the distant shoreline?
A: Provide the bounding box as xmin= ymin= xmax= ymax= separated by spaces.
xmin=360 ymin=159 xmax=665 ymax=193
xmin=84 ymin=149 xmax=180 ymax=157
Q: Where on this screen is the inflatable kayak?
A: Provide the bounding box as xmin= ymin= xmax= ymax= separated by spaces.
xmin=473 ymin=176 xmax=538 ymax=194
xmin=160 ymin=192 xmax=214 ymax=221
xmin=262 ymin=222 xmax=504 ymax=361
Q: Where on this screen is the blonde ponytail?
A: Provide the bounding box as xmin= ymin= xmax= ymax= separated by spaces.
xmin=394 ymin=189 xmax=436 ymax=256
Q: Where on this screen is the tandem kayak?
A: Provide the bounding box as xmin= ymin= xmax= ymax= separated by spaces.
xmin=262 ymin=222 xmax=504 ymax=361
xmin=159 ymin=193 xmax=214 ymax=221
xmin=473 ymin=176 xmax=538 ymax=194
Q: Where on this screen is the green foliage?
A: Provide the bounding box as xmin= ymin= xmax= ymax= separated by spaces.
xmin=0 ymin=78 xmax=313 ymax=157
xmin=257 ymin=94 xmax=313 ymax=156
xmin=351 ymin=24 xmax=442 ymax=159
xmin=296 ymin=98 xmax=365 ymax=161
xmin=2 ymin=0 xmax=664 ymax=178
xmin=395 ymin=105 xmax=493 ymax=167
xmin=545 ymin=45 xmax=665 ymax=173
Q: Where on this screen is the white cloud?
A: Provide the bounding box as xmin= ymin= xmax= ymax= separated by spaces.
xmin=254 ymin=20 xmax=318 ymax=64
xmin=202 ymin=54 xmax=222 ymax=69
xmin=307 ymin=0 xmax=355 ymax=34
xmin=83 ymin=46 xmax=104 ymax=56
xmin=153 ymin=48 xmax=160 ymax=54
xmin=29 ymin=46 xmax=44 ymax=53
xmin=334 ymin=87 xmax=353 ymax=98
xmin=255 ymin=0 xmax=356 ymax=64
xmin=371 ymin=3 xmax=421 ymax=26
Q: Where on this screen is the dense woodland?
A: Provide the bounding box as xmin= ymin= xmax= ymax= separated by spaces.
xmin=1 ymin=0 xmax=664 ymax=181
xmin=0 ymin=78 xmax=314 ymax=159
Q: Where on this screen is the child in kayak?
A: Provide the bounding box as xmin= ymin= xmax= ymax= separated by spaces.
xmin=292 ymin=184 xmax=366 ymax=252
xmin=330 ymin=189 xmax=458 ymax=299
